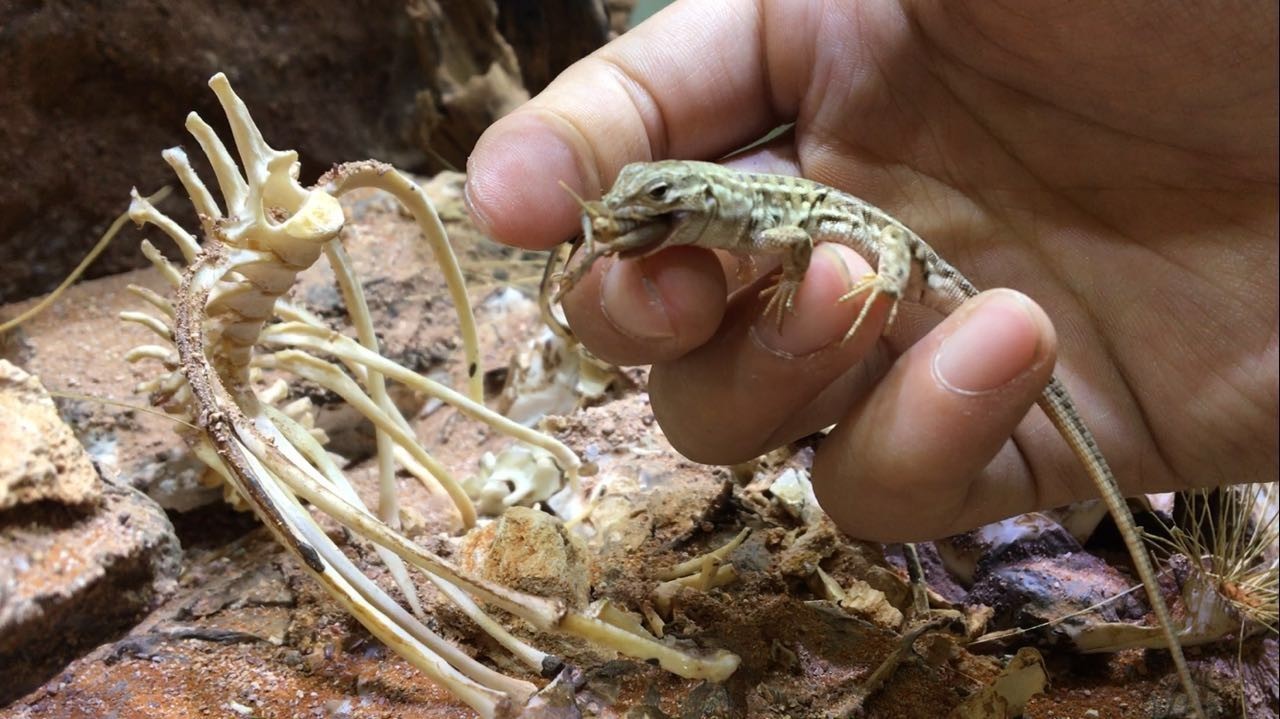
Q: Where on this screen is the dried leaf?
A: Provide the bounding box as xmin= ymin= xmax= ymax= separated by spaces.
xmin=948 ymin=647 xmax=1048 ymax=719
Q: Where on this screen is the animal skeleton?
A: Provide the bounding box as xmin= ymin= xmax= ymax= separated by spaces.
xmin=120 ymin=73 xmax=738 ymax=719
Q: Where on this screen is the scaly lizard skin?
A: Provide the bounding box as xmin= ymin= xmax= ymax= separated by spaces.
xmin=555 ymin=159 xmax=1205 ymax=717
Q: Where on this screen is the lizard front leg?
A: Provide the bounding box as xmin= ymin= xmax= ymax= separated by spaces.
xmin=837 ymin=223 xmax=912 ymax=344
xmin=756 ymin=226 xmax=813 ymax=332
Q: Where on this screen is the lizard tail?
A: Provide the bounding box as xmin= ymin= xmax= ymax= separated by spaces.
xmin=1038 ymin=377 xmax=1206 ymax=719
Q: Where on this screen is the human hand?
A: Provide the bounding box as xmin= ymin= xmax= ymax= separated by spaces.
xmin=465 ymin=0 xmax=1278 ymax=542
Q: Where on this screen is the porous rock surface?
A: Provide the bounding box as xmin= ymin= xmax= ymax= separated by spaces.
xmin=0 ymin=361 xmax=100 ymax=511
xmin=0 ymin=365 xmax=181 ymax=704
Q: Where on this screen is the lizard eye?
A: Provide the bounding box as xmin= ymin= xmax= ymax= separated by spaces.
xmin=647 ymin=183 xmax=669 ymax=200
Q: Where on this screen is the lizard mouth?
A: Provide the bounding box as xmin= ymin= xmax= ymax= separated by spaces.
xmin=553 ymin=217 xmax=673 ymax=300
xmin=607 ymin=218 xmax=673 ymax=258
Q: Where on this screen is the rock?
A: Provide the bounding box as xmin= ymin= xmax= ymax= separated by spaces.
xmin=0 ymin=361 xmax=100 ymax=511
xmin=836 ymin=576 xmax=904 ymax=630
xmin=968 ymin=552 xmax=1147 ymax=638
xmin=0 ymin=0 xmax=425 ymax=304
xmin=0 ymin=268 xmax=220 ymax=512
xmin=8 ymin=532 xmax=477 ymax=719
xmin=459 ymin=506 xmax=590 ymax=608
xmin=0 ymin=479 xmax=182 ymax=704
xmin=935 ymin=513 xmax=1082 ymax=588
xmin=2 ymin=134 xmax=1254 ymax=717
xmin=936 ymin=513 xmax=1147 ymax=635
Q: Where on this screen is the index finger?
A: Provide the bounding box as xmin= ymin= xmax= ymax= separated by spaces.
xmin=464 ymin=0 xmax=816 ymax=249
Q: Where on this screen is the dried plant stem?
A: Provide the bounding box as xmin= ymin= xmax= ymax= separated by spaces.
xmin=1153 ymin=483 xmax=1278 ymax=634
xmin=0 ymin=187 xmax=171 ymax=335
xmin=843 ymin=617 xmax=949 ymax=716
xmin=43 ymin=390 xmax=192 ymax=429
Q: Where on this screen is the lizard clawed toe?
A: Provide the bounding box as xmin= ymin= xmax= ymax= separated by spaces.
xmin=759 ymin=279 xmax=801 ymax=333
xmin=836 ymin=273 xmax=900 ymax=344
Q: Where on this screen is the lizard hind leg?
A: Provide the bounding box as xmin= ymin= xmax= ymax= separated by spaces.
xmin=836 ymin=224 xmax=911 ymax=344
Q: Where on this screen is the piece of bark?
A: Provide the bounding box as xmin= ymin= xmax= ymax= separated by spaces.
xmin=496 ymin=0 xmax=611 ymax=93
xmin=0 ymin=1 xmax=425 ymax=303
xmin=407 ymin=0 xmax=531 ymax=171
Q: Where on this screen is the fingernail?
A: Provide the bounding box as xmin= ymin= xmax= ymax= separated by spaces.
xmin=601 ymin=258 xmax=676 ymax=340
xmin=753 ymin=244 xmax=855 ymax=357
xmin=933 ymin=290 xmax=1042 ymax=394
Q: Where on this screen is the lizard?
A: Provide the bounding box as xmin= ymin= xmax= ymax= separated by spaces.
xmin=550 ymin=159 xmax=1206 ymax=718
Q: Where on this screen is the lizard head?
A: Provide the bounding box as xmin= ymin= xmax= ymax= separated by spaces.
xmin=559 ymin=160 xmax=709 ymax=260
xmin=602 ymin=160 xmax=712 ymax=221
xmin=550 ymin=160 xmax=711 ymax=302
xmin=581 ymin=159 xmax=714 ymax=257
